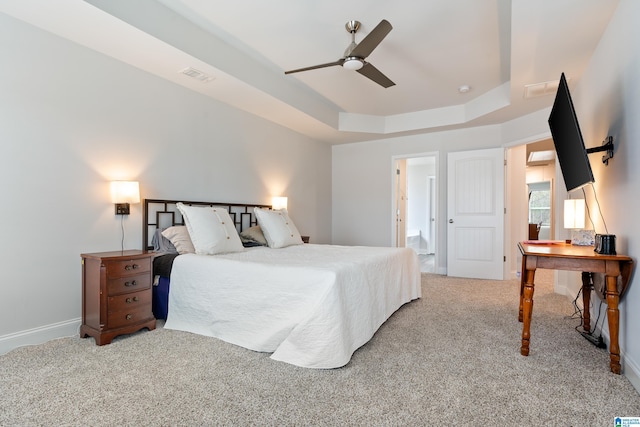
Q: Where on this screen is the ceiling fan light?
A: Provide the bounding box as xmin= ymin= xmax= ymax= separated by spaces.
xmin=343 ymin=57 xmax=364 ymax=71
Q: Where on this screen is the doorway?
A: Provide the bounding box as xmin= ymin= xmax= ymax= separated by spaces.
xmin=393 ymin=153 xmax=438 ymax=273
xmin=524 ymin=139 xmax=556 ymax=241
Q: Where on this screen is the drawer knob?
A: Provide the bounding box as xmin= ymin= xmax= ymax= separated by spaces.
xmin=125 ymin=296 xmax=140 ymax=304
xmin=125 ymin=264 xmax=140 ymax=271
xmin=124 ymin=280 xmax=137 ymax=287
xmin=126 ymin=314 xmax=133 ymax=320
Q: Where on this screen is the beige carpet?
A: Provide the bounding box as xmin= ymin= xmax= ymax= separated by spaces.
xmin=1 ymin=272 xmax=639 ymax=426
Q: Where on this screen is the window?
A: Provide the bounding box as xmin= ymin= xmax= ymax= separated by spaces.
xmin=528 ymin=182 xmax=551 ymax=227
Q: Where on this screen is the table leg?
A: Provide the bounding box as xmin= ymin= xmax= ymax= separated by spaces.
xmin=605 ymin=273 xmax=621 ymax=374
xmin=581 ymin=272 xmax=592 ymax=332
xmin=518 ymin=255 xmax=526 ymax=322
xmin=520 ymin=267 xmax=536 ymax=356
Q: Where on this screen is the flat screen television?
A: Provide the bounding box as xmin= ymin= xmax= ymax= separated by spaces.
xmin=548 ymin=73 xmax=595 ymax=192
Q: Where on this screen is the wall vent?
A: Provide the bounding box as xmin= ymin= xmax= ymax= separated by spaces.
xmin=523 ymin=78 xmax=565 ymax=99
xmin=179 ymin=67 xmax=215 ymax=83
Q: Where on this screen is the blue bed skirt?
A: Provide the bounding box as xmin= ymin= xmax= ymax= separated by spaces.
xmin=152 ymin=276 xmax=170 ymax=320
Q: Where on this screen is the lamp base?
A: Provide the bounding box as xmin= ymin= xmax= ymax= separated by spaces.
xmin=571 ymin=229 xmax=595 ymax=246
xmin=115 ymin=203 xmax=130 ymax=215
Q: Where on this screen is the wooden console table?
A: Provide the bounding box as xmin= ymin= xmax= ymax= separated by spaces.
xmin=518 ymin=241 xmax=633 ymax=374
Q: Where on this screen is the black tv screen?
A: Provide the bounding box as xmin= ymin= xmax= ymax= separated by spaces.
xmin=548 ymin=73 xmax=594 ymax=192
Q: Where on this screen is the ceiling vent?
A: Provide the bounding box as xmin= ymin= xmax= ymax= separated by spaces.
xmin=523 ymin=78 xmax=565 ymax=99
xmin=179 ymin=67 xmax=215 ymax=83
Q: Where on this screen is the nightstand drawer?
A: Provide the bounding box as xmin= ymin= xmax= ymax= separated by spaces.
xmin=105 ymin=257 xmax=151 ymax=278
xmin=108 ymin=290 xmax=152 ymax=313
xmin=107 ymin=306 xmax=152 ymax=329
xmin=107 ymin=273 xmax=151 ymax=296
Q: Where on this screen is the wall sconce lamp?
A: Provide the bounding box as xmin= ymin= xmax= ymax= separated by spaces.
xmin=271 ymin=196 xmax=288 ymax=211
xmin=110 ymin=181 xmax=140 ymax=215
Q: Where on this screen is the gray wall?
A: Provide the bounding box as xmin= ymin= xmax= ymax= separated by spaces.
xmin=0 ymin=13 xmax=331 ymax=349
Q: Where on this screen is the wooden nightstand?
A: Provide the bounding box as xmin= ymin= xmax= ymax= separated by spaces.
xmin=80 ymin=250 xmax=156 ymax=345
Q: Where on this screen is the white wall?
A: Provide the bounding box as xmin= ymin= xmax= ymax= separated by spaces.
xmin=0 ymin=14 xmax=331 ymax=351
xmin=557 ymin=0 xmax=640 ymax=386
xmin=332 ymin=125 xmax=503 ymax=274
xmin=333 ymin=106 xmax=552 ymax=276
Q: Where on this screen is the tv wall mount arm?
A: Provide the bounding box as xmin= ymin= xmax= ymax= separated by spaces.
xmin=586 ymin=136 xmax=614 ymax=165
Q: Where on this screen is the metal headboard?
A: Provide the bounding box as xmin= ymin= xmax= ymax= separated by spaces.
xmin=143 ymin=198 xmax=271 ymax=250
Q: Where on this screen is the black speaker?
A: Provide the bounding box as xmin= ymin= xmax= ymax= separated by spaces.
xmin=594 ymin=234 xmax=616 ymax=255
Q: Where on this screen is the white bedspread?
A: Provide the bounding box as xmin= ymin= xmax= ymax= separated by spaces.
xmin=164 ymin=244 xmax=421 ymax=368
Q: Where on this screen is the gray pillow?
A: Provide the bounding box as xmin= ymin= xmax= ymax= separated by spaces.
xmin=239 ymin=225 xmax=268 ymax=246
xmin=152 ymin=228 xmax=178 ymax=253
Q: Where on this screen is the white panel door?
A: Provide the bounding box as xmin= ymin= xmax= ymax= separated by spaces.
xmin=447 ymin=148 xmax=504 ymax=279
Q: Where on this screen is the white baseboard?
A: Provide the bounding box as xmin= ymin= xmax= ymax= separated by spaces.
xmin=623 ymin=353 xmax=640 ymax=394
xmin=0 ymin=318 xmax=81 ymax=355
xmin=569 ymin=297 xmax=640 ymax=394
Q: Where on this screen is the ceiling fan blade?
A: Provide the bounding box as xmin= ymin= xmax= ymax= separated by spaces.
xmin=350 ymin=19 xmax=392 ymax=59
xmin=357 ymin=62 xmax=395 ymax=88
xmin=284 ymin=59 xmax=344 ymax=75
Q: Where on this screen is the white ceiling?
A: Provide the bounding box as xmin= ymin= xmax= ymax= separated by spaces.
xmin=0 ymin=0 xmax=619 ymax=144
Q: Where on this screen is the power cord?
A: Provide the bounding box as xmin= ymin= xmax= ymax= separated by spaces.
xmin=569 ymin=283 xmax=606 ymax=349
xmin=120 ymin=214 xmax=125 ymax=252
xmin=582 ymin=184 xmax=609 ymax=234
xmin=569 ymin=286 xmax=584 ymax=320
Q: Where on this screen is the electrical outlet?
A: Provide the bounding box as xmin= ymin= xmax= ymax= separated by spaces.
xmin=115 ymin=203 xmax=130 ymax=215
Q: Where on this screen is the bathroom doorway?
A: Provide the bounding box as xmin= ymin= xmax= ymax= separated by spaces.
xmin=393 ymin=153 xmax=438 ymax=273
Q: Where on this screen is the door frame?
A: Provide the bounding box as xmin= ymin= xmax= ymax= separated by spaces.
xmin=391 ymin=151 xmax=440 ymax=271
xmin=427 ymin=176 xmax=436 ymax=254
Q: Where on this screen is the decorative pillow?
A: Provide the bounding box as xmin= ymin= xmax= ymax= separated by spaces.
xmin=161 ymin=226 xmax=195 ymax=254
xmin=254 ymin=208 xmax=303 ymax=249
xmin=176 ymin=203 xmax=244 ymax=255
xmin=239 ymin=225 xmax=268 ymax=246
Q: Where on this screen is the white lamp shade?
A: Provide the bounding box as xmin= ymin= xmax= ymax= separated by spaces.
xmin=564 ymin=199 xmax=585 ymax=229
xmin=110 ymin=181 xmax=140 ymax=204
xmin=271 ymin=196 xmax=288 ymax=211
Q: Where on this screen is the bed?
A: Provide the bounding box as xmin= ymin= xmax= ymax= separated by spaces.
xmin=144 ymin=199 xmax=421 ymax=369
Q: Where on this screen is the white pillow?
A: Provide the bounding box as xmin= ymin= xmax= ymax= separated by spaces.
xmin=254 ymin=208 xmax=303 ymax=249
xmin=161 ymin=226 xmax=195 ymax=254
xmin=176 ymin=203 xmax=244 ymax=255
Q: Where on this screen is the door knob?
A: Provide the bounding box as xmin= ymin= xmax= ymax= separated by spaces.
xmin=449 ymin=219 xmax=454 ymax=223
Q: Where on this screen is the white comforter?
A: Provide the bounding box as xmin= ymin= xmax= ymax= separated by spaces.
xmin=164 ymin=244 xmax=421 ymax=368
